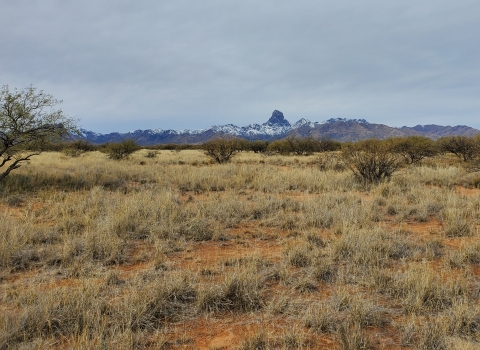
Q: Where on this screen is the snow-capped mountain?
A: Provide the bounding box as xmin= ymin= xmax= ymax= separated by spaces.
xmin=80 ymin=110 xmax=310 ymax=145
xmin=322 ymin=118 xmax=368 ymax=124
xmin=292 ymin=118 xmax=317 ymax=129
xmin=78 ymin=110 xmax=480 ymax=145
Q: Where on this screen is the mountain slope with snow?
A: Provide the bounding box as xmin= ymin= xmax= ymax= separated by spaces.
xmin=78 ymin=110 xmax=480 ymax=145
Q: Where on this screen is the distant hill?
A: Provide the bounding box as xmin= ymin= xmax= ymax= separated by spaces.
xmin=399 ymin=124 xmax=480 ymax=139
xmin=78 ymin=111 xmax=480 ymax=145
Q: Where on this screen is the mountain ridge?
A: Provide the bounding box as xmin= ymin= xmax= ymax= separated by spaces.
xmin=79 ymin=111 xmax=480 ymax=145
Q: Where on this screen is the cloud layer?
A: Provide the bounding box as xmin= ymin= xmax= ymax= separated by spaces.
xmin=1 ymin=0 xmax=480 ymax=132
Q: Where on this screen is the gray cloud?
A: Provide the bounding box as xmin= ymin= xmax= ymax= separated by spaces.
xmin=1 ymin=0 xmax=480 ymax=132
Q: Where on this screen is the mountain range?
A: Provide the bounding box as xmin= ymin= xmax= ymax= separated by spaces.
xmin=79 ymin=110 xmax=480 ymax=145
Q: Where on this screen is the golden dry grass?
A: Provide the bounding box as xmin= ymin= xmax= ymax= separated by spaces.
xmin=1 ymin=150 xmax=480 ymax=349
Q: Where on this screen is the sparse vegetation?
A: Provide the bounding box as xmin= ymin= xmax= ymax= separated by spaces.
xmin=2 ymin=145 xmax=480 ymax=348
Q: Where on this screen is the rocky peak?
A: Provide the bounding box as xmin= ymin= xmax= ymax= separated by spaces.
xmin=264 ymin=110 xmax=291 ymax=127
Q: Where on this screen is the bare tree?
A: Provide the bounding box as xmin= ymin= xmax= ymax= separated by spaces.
xmin=0 ymin=85 xmax=77 ymax=182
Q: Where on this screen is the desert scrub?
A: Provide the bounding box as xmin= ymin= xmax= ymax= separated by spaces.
xmin=114 ymin=273 xmax=198 ymax=331
xmin=52 ymin=187 xmax=223 ymax=242
xmin=341 ymin=139 xmax=403 ymax=184
xmin=249 ymin=166 xmax=354 ymax=194
xmin=402 ymin=320 xmax=447 ymax=350
xmin=442 ymin=300 xmax=480 ymax=342
xmin=259 ymin=193 xmax=374 ymax=231
xmin=445 ymin=242 xmax=480 ymax=269
xmin=0 ymin=271 xmax=196 ymax=348
xmin=408 ymin=165 xmax=464 ymax=187
xmin=304 ymin=290 xmax=384 ymax=335
xmin=3 ymin=150 xmax=480 ymax=348
xmin=390 ymin=265 xmax=468 ymax=314
xmin=1 ymin=282 xmax=106 ymax=346
xmin=103 ymin=140 xmax=141 ymax=160
xmin=304 ymin=301 xmax=340 ymax=334
xmin=309 ymin=256 xmax=338 ymax=283
xmin=438 ymin=193 xmax=479 ymax=236
xmin=0 ymin=213 xmax=61 ymax=271
xmin=0 ymin=151 xmax=153 ymax=194
xmin=285 ymin=245 xmax=312 ymax=267
xmin=197 ymin=267 xmax=264 ymax=312
xmin=336 ymin=322 xmax=371 ymax=350
xmin=330 ymin=228 xmax=414 ymax=269
xmin=284 ymin=242 xmax=318 ymax=268
xmin=239 ymin=331 xmax=270 ymax=350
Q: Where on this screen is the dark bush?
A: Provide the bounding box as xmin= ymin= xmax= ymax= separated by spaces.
xmin=247 ymin=140 xmax=270 ymax=153
xmin=267 ymin=137 xmax=338 ymax=155
xmin=103 ymin=140 xmax=141 ymax=160
xmin=62 ymin=140 xmax=97 ymax=157
xmin=266 ymin=139 xmax=292 ymax=155
xmin=341 ymin=139 xmax=403 ymax=184
xmin=437 ymin=136 xmax=479 ymax=162
xmin=389 ymin=136 xmax=438 ymax=164
xmin=202 ymin=138 xmax=242 ymax=163
xmin=318 ymin=138 xmax=342 ymax=152
xmin=287 ymin=137 xmax=318 ymax=156
xmin=144 ymin=143 xmax=199 ymax=151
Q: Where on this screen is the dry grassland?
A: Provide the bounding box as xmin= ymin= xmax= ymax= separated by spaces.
xmin=1 ymin=149 xmax=480 ymax=349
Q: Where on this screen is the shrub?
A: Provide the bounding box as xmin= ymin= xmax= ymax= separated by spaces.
xmin=202 ymin=137 xmax=242 ymax=163
xmin=466 ymin=160 xmax=480 ymax=173
xmin=266 ymin=137 xmax=339 ymax=156
xmin=62 ymin=140 xmax=96 ymax=157
xmin=197 ymin=269 xmax=263 ymax=312
xmin=317 ymin=153 xmax=346 ymax=171
xmin=472 ymin=176 xmax=480 ymax=188
xmin=145 ymin=150 xmax=158 ymax=158
xmin=286 ymin=137 xmax=319 ymax=156
xmin=285 ymin=245 xmax=313 ymax=267
xmin=337 ymin=322 xmax=370 ymax=350
xmin=247 ymin=140 xmax=269 ymax=153
xmin=389 ymin=136 xmax=438 ymax=164
xmin=318 ymin=138 xmax=342 ymax=152
xmin=103 ymin=140 xmax=140 ymax=160
xmin=412 ymin=322 xmax=447 ymax=350
xmin=437 ymin=136 xmax=479 ymax=162
xmin=240 ymin=331 xmax=269 ymax=350
xmin=341 ymin=139 xmax=403 ymax=184
xmin=266 ymin=139 xmax=292 ymax=155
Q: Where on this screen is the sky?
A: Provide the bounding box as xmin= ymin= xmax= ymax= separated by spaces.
xmin=1 ymin=0 xmax=480 ymax=133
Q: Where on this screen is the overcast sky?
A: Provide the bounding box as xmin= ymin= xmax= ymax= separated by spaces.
xmin=1 ymin=1 xmax=480 ymax=133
